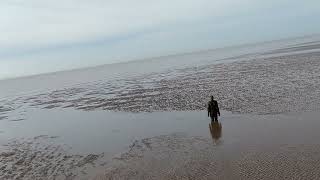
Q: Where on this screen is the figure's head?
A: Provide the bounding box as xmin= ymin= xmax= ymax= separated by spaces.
xmin=211 ymin=96 xmax=214 ymax=101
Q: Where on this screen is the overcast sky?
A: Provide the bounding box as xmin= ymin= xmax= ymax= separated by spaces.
xmin=0 ymin=0 xmax=320 ymax=79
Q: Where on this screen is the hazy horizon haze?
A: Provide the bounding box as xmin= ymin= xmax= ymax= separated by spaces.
xmin=1 ymin=0 xmax=320 ymax=79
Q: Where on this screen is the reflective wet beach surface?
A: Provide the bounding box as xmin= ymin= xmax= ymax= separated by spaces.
xmin=2 ymin=109 xmax=320 ymax=155
xmin=1 ymin=37 xmax=320 ymax=179
xmin=2 ymin=109 xmax=320 ymax=179
xmin=98 ymin=111 xmax=320 ymax=179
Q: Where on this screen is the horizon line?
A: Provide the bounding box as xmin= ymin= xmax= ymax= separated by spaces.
xmin=1 ymin=33 xmax=318 ymax=82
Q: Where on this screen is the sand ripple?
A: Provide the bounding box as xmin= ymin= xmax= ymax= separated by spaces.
xmin=97 ymin=134 xmax=320 ymax=180
xmin=238 ymin=145 xmax=320 ymax=179
xmin=0 ymin=135 xmax=104 ymax=180
xmin=1 ymin=52 xmax=320 ymax=122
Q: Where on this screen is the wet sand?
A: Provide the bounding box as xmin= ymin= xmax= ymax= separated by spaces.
xmin=1 ymin=51 xmax=320 ymax=118
xmin=2 ymin=110 xmax=320 ymax=179
xmin=1 ymin=39 xmax=320 ymax=179
xmin=96 ymin=111 xmax=320 ymax=180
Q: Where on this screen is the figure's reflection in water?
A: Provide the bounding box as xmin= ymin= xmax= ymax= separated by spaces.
xmin=209 ymin=121 xmax=222 ymax=144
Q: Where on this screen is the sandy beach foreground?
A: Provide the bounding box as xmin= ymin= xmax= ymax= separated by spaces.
xmin=1 ymin=40 xmax=320 ymax=179
xmin=96 ymin=111 xmax=320 ymax=180
xmin=1 ymin=110 xmax=320 ymax=179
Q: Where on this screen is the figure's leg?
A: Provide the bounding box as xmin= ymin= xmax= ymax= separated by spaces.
xmin=214 ymin=114 xmax=218 ymax=122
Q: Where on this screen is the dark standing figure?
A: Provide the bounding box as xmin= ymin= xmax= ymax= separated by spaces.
xmin=208 ymin=96 xmax=220 ymax=122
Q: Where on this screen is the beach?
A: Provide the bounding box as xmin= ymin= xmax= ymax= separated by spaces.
xmin=1 ymin=36 xmax=320 ymax=179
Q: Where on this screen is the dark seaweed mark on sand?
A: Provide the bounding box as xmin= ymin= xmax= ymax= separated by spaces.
xmin=0 ymin=116 xmax=8 ymax=120
xmin=0 ymin=106 xmax=14 ymax=113
xmin=10 ymin=118 xmax=25 ymax=122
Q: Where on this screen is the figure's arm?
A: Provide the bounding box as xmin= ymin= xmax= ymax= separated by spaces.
xmin=217 ymin=102 xmax=220 ymax=116
xmin=207 ymin=103 xmax=210 ymax=117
